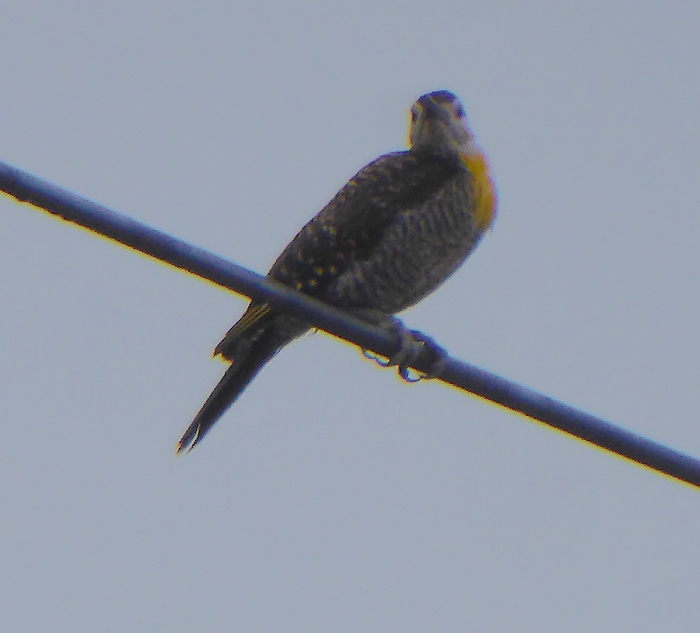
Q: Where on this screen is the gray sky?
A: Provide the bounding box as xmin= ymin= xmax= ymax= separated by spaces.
xmin=2 ymin=1 xmax=700 ymax=631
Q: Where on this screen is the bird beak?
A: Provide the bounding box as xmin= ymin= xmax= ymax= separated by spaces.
xmin=419 ymin=96 xmax=450 ymax=123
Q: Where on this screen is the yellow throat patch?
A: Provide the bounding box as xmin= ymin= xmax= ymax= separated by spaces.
xmin=461 ymin=151 xmax=498 ymax=231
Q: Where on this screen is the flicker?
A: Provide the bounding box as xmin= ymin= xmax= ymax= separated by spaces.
xmin=177 ymin=90 xmax=497 ymax=452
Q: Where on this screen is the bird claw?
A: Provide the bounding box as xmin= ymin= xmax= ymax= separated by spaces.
xmin=362 ymin=316 xmax=447 ymax=383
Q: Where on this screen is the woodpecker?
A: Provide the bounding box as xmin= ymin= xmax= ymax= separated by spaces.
xmin=177 ymin=90 xmax=497 ymax=452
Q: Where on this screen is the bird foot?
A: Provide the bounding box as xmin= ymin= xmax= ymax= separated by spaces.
xmin=358 ymin=312 xmax=447 ymax=383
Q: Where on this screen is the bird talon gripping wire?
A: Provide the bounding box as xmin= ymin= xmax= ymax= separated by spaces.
xmin=362 ymin=348 xmax=392 ymax=367
xmin=361 ymin=347 xmax=428 ymax=383
xmin=406 ymin=330 xmax=449 ymax=381
xmin=360 ymin=316 xmax=446 ymax=383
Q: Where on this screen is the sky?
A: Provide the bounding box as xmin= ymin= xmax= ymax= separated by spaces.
xmin=2 ymin=1 xmax=700 ymax=631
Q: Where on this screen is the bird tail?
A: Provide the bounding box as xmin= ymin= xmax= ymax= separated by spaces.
xmin=176 ymin=331 xmax=282 ymax=453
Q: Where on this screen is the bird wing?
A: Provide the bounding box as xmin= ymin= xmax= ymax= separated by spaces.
xmin=213 ymin=150 xmax=463 ymax=360
xmin=214 ymin=303 xmax=273 ymax=360
xmin=269 ymin=151 xmax=464 ymax=293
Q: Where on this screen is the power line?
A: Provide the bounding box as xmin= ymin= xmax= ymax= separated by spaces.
xmin=2 ymin=158 xmax=698 ymax=488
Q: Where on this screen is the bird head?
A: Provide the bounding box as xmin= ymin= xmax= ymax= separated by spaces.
xmin=409 ymin=91 xmax=476 ymax=158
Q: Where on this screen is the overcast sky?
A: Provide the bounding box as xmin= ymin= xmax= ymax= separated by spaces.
xmin=2 ymin=2 xmax=700 ymax=631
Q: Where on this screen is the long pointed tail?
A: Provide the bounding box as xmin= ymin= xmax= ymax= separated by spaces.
xmin=177 ymin=334 xmax=282 ymax=453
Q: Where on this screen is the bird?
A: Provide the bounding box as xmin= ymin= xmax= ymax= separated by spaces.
xmin=177 ymin=90 xmax=497 ymax=452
